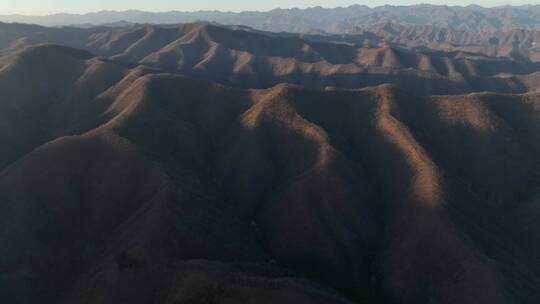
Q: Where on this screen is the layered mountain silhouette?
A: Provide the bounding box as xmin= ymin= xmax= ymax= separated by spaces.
xmin=1 ymin=11 xmax=540 ymax=304
xmin=4 ymin=5 xmax=540 ymax=33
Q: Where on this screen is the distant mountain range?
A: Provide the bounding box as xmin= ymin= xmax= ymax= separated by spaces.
xmin=4 ymin=5 xmax=540 ymax=33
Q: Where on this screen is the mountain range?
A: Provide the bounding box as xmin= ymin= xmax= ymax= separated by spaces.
xmin=1 ymin=9 xmax=540 ymax=304
xmin=3 ymin=5 xmax=540 ymax=33
xmin=3 ymin=22 xmax=540 ymax=95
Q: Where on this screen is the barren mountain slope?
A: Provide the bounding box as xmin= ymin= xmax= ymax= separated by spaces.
xmin=1 ymin=45 xmax=540 ymax=304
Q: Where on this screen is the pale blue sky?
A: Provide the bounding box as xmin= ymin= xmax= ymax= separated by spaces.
xmin=1 ymin=1 xmax=539 ymax=15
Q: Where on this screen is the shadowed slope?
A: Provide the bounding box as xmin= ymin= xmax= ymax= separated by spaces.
xmin=0 ymin=44 xmax=169 ymax=173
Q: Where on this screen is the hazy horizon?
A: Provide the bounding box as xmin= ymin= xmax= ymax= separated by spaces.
xmin=2 ymin=1 xmax=540 ymax=16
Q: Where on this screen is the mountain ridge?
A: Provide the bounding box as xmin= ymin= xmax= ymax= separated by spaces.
xmin=2 ymin=22 xmax=540 ymax=95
